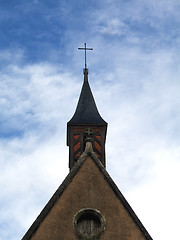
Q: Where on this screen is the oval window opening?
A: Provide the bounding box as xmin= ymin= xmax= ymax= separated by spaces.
xmin=74 ymin=208 xmax=105 ymax=239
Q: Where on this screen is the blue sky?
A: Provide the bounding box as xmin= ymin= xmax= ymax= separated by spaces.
xmin=1 ymin=0 xmax=180 ymax=239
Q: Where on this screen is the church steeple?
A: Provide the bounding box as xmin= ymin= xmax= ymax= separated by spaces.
xmin=22 ymin=44 xmax=153 ymax=240
xmin=67 ymin=44 xmax=107 ymax=169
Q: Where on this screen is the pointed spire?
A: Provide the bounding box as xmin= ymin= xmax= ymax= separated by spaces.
xmin=67 ymin=69 xmax=107 ymax=126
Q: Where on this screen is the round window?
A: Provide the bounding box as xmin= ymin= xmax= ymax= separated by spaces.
xmin=73 ymin=208 xmax=105 ymax=239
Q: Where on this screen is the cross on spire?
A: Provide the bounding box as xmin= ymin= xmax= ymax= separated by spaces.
xmin=78 ymin=43 xmax=93 ymax=69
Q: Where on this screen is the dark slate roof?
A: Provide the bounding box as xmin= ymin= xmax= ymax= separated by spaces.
xmin=67 ymin=69 xmax=107 ymax=125
xmin=22 ymin=147 xmax=153 ymax=240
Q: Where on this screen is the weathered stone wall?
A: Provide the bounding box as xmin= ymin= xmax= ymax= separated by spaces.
xmin=31 ymin=156 xmax=146 ymax=240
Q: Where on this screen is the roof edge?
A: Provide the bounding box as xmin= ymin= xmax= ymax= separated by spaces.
xmin=21 ymin=157 xmax=86 ymax=240
xmin=91 ymin=155 xmax=153 ymax=240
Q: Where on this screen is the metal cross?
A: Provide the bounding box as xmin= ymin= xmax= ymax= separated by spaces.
xmin=84 ymin=128 xmax=94 ymax=143
xmin=84 ymin=128 xmax=94 ymax=136
xmin=78 ymin=43 xmax=93 ymax=69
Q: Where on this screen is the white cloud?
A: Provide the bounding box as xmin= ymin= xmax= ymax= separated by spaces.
xmin=126 ymin=147 xmax=180 ymax=239
xmin=97 ymin=18 xmax=128 ymax=36
xmin=93 ymin=0 xmax=180 ymax=48
xmin=0 ymin=136 xmax=69 ymax=239
xmin=0 ymin=54 xmax=79 ymax=239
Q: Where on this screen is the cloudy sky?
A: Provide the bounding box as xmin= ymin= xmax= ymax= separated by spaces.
xmin=1 ymin=0 xmax=180 ymax=239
